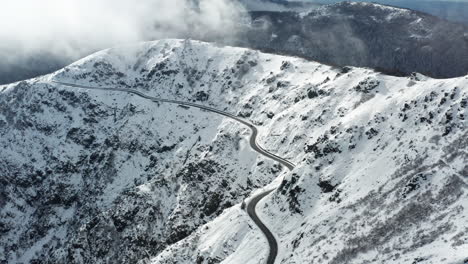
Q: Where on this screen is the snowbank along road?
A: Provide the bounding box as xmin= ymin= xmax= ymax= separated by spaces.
xmin=51 ymin=80 xmax=296 ymax=264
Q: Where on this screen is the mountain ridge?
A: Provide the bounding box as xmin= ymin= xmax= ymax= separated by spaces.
xmin=2 ymin=1 xmax=468 ymax=85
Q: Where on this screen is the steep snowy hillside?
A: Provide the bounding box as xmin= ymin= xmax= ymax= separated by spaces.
xmin=1 ymin=39 xmax=467 ymax=264
xmin=237 ymin=1 xmax=468 ymax=78
xmin=0 ymin=40 xmax=284 ymax=263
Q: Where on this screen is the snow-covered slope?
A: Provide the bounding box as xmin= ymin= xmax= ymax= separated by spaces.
xmin=1 ymin=39 xmax=467 ymax=263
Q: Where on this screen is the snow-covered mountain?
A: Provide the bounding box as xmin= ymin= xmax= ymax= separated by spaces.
xmin=1 ymin=39 xmax=467 ymax=263
xmin=236 ymin=1 xmax=468 ymax=78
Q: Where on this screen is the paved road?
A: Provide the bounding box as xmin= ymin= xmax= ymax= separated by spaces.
xmin=51 ymin=80 xmax=295 ymax=264
xmin=246 ymin=189 xmax=278 ymax=264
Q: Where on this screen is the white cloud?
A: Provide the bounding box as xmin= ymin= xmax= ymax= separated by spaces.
xmin=0 ymin=0 xmax=247 ymax=61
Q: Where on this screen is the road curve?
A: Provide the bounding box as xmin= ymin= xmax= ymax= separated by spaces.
xmin=51 ymin=80 xmax=295 ymax=264
xmin=247 ymin=189 xmax=278 ymax=264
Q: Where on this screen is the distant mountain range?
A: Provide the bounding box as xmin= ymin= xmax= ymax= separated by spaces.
xmin=234 ymin=1 xmax=468 ymax=78
xmin=315 ymin=0 xmax=468 ymax=24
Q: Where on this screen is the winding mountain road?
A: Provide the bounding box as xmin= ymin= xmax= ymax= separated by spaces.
xmin=51 ymin=80 xmax=295 ymax=264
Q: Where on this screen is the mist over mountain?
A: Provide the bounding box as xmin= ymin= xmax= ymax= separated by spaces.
xmin=0 ymin=0 xmax=247 ymax=85
xmin=2 ymin=1 xmax=468 ymax=85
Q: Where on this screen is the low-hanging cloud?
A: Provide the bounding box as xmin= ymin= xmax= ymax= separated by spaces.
xmin=0 ymin=0 xmax=248 ymax=83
